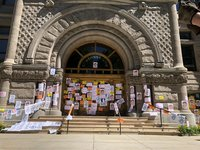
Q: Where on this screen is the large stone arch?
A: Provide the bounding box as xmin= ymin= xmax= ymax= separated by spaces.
xmin=25 ymin=4 xmax=163 ymax=70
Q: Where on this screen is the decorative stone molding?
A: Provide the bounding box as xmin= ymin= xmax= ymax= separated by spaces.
xmin=0 ymin=64 xmax=13 ymax=79
xmin=142 ymin=73 xmax=188 ymax=84
xmin=45 ymin=0 xmax=54 ymax=7
xmin=12 ymin=65 xmax=49 ymax=80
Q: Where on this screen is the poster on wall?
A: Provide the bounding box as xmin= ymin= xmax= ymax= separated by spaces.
xmin=182 ymin=100 xmax=188 ymax=110
xmin=8 ymin=94 xmax=16 ymax=104
xmin=142 ymin=103 xmax=149 ymax=111
xmin=168 ymin=103 xmax=174 ymax=111
xmin=0 ymin=91 xmax=6 ymax=98
xmin=15 ymin=101 xmax=22 ymax=109
xmin=155 ymin=103 xmax=163 ymax=109
xmin=133 ymin=70 xmax=139 ymax=76
xmin=50 ymin=68 xmax=56 ymax=76
xmin=136 ymin=92 xmax=142 ymax=100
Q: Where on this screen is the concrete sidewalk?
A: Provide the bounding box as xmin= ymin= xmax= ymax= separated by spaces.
xmin=0 ymin=134 xmax=199 ymax=150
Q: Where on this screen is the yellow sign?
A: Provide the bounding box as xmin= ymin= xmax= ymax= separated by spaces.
xmin=0 ymin=108 xmax=5 ymax=112
xmin=82 ymin=81 xmax=87 ymax=84
xmin=158 ymin=95 xmax=164 ymax=100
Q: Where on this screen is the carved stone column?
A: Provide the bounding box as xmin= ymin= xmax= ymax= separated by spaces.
xmin=4 ymin=0 xmax=23 ymax=64
xmin=170 ymin=2 xmax=186 ymax=70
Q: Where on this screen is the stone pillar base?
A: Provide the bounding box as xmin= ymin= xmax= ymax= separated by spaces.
xmin=179 ymin=111 xmax=196 ymax=126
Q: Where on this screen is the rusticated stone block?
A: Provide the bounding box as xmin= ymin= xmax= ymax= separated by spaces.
xmin=40 ymin=38 xmax=53 ymax=48
xmin=37 ymin=45 xmax=51 ymax=54
xmin=142 ymin=56 xmax=154 ymax=63
xmin=35 ymin=52 xmax=49 ymax=59
xmin=14 ymin=89 xmax=35 ymax=99
xmin=141 ymin=49 xmax=153 ymax=56
xmin=10 ymin=82 xmax=35 ymax=89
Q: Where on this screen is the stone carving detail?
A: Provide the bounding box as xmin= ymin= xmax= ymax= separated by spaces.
xmin=45 ymin=0 xmax=54 ymax=7
xmin=15 ymin=5 xmax=54 ymax=64
xmin=128 ymin=7 xmax=173 ymax=66
xmin=12 ymin=70 xmax=49 ymax=80
xmin=107 ymin=14 xmax=155 ymax=65
xmin=143 ymin=73 xmax=188 ymax=84
xmin=0 ymin=67 xmax=12 ymax=79
xmin=138 ymin=2 xmax=160 ymax=10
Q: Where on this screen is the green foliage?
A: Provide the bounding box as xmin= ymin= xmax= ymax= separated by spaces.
xmin=0 ymin=122 xmax=6 ymax=132
xmin=178 ymin=125 xmax=200 ymax=136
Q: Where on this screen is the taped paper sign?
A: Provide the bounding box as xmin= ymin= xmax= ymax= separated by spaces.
xmin=142 ymin=103 xmax=149 ymax=111
xmin=114 ymin=103 xmax=119 ymax=114
xmin=0 ymin=91 xmax=6 ymax=98
xmin=8 ymin=94 xmax=16 ymax=103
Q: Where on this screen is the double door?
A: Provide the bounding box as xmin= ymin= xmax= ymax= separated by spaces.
xmin=62 ymin=74 xmax=127 ymax=116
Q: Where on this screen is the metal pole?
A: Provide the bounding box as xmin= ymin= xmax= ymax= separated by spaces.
xmin=67 ymin=120 xmax=69 ymax=134
xmin=160 ymin=108 xmax=163 ymax=127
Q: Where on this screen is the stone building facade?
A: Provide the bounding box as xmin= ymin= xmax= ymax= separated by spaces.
xmin=0 ymin=0 xmax=199 ymax=125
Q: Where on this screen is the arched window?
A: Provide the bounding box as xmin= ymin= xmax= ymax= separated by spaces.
xmin=66 ymin=43 xmax=124 ymax=74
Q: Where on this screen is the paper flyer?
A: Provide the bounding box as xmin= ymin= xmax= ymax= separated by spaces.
xmin=74 ymin=102 xmax=79 ymax=110
xmin=8 ymin=94 xmax=16 ymax=103
xmin=182 ymin=100 xmax=188 ymax=110
xmin=168 ymin=103 xmax=174 ymax=111
xmin=144 ymin=97 xmax=151 ymax=103
xmin=114 ymin=103 xmax=119 ymax=114
xmin=142 ymin=103 xmax=149 ymax=111
xmin=110 ymin=103 xmax=115 ymax=110
xmin=25 ymin=105 xmax=31 ymax=115
xmin=64 ymin=105 xmax=71 ymax=110
xmin=156 ymin=103 xmax=164 ymax=109
xmin=144 ymin=88 xmax=151 ymax=97
xmin=38 ymin=83 xmax=45 ymax=92
xmin=50 ymin=68 xmax=56 ymax=76
xmin=136 ymin=92 xmax=142 ymax=100
xmin=84 ymin=100 xmax=88 ymax=108
xmin=133 ymin=70 xmax=139 ymax=76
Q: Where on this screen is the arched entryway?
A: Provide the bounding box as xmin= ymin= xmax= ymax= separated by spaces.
xmin=62 ymin=42 xmax=127 ymax=116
